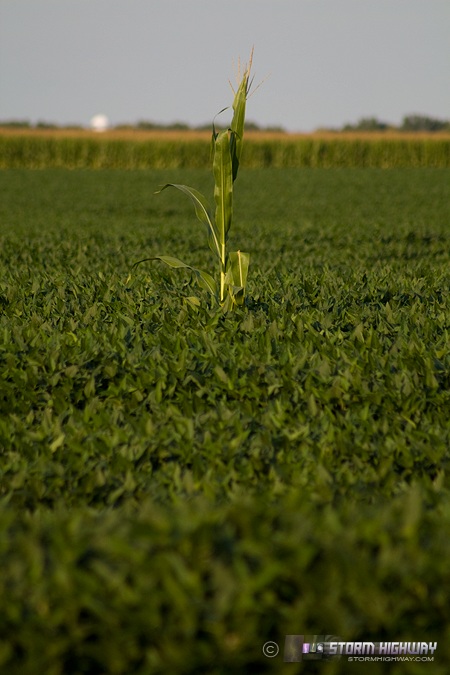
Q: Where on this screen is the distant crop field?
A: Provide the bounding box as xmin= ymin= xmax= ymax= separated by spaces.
xmin=1 ymin=128 xmax=450 ymax=168
xmin=2 ymin=125 xmax=450 ymax=140
xmin=1 ymin=167 xmax=449 ymax=673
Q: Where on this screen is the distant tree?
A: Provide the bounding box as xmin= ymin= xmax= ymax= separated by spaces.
xmin=36 ymin=121 xmax=59 ymax=129
xmin=0 ymin=119 xmax=31 ymax=128
xmin=169 ymin=122 xmax=190 ymax=131
xmin=343 ymin=117 xmax=388 ymax=131
xmin=136 ymin=120 xmax=161 ymax=130
xmin=135 ymin=120 xmax=191 ymax=131
xmin=244 ymin=121 xmax=261 ymax=131
xmin=264 ymin=125 xmax=286 ymax=133
xmin=401 ymin=115 xmax=450 ymax=132
xmin=116 ymin=119 xmax=286 ymax=133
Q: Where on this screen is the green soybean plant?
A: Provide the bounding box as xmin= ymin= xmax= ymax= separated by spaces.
xmin=133 ymin=53 xmax=254 ymax=311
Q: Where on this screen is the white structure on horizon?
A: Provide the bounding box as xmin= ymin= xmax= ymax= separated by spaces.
xmin=90 ymin=114 xmax=109 ymax=132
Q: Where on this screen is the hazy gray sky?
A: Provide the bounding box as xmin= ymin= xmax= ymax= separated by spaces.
xmin=1 ymin=0 xmax=449 ymax=131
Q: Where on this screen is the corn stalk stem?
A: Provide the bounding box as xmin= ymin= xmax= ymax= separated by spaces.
xmin=220 ymin=247 xmax=226 ymax=303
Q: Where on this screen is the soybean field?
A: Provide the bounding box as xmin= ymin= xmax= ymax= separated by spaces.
xmin=1 ymin=166 xmax=450 ymax=674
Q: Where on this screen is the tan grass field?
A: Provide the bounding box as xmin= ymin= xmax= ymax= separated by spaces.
xmin=1 ymin=126 xmax=450 ymax=142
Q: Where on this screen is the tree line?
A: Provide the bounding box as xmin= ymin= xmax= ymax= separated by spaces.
xmin=1 ymin=114 xmax=449 ymax=133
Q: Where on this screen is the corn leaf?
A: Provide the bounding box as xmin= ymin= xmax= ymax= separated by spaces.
xmin=225 ymin=250 xmax=250 ymax=306
xmin=231 ymin=76 xmax=249 ymax=148
xmin=229 ymin=130 xmax=239 ymax=184
xmin=133 ymin=255 xmax=217 ymax=297
xmin=230 ymin=52 xmax=253 ymax=177
xmin=213 ymin=131 xmax=233 ymax=256
xmin=229 ymin=285 xmax=246 ymax=306
xmin=227 ymin=250 xmax=250 ymax=288
xmin=156 ymin=184 xmax=220 ymax=260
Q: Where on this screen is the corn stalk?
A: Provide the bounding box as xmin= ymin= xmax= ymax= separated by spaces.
xmin=132 ymin=51 xmax=253 ymax=310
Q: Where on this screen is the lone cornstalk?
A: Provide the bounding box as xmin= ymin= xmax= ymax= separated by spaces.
xmin=133 ymin=50 xmax=255 ymax=311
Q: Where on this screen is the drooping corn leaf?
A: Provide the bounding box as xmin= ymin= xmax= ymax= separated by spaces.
xmin=132 ymin=255 xmax=217 ymax=297
xmin=156 ymin=184 xmax=220 ymax=260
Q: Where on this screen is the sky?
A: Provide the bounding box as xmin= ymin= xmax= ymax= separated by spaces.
xmin=1 ymin=0 xmax=449 ymax=132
